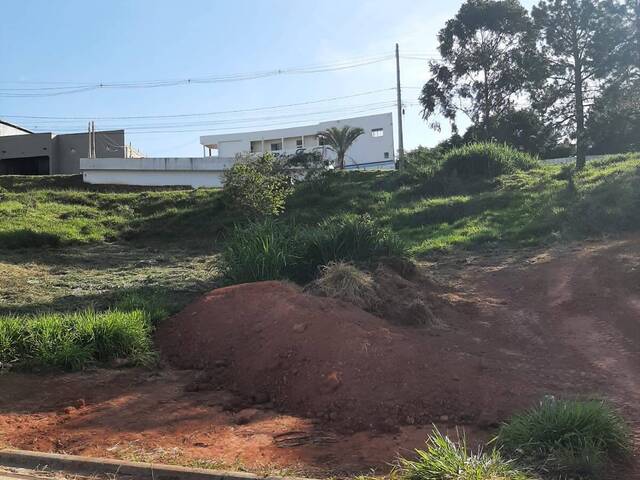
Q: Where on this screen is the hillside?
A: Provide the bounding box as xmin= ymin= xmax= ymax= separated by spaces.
xmin=1 ymin=152 xmax=639 ymax=255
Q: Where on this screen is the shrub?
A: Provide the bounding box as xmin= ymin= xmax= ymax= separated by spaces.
xmin=302 ymin=214 xmax=406 ymax=274
xmin=220 ymin=218 xmax=301 ymax=284
xmin=220 ymin=215 xmax=406 ymax=284
xmin=441 ymin=142 xmax=539 ymax=178
xmin=306 ymin=262 xmax=378 ymax=310
xmin=223 ymin=153 xmax=292 ymax=217
xmin=497 ymin=398 xmax=631 ymax=479
xmin=0 ymin=309 xmax=154 ymax=370
xmin=398 ymin=429 xmax=531 ymax=480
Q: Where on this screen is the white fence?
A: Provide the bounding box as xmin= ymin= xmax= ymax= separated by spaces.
xmin=80 ymin=157 xmax=236 ymax=188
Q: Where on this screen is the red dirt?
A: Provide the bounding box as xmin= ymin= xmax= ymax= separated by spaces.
xmin=1 ymin=236 xmax=639 ymax=477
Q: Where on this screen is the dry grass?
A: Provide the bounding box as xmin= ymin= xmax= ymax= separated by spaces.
xmin=307 ymin=261 xmax=379 ymax=310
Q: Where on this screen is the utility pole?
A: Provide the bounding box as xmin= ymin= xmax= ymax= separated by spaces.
xmin=395 ymin=43 xmax=405 ymax=171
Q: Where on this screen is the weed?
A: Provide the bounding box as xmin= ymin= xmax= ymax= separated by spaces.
xmin=397 ymin=428 xmax=532 ymax=480
xmin=497 ymin=398 xmax=631 ymax=479
xmin=441 ymin=142 xmax=539 ymax=178
xmin=306 ymin=262 xmax=378 ymax=310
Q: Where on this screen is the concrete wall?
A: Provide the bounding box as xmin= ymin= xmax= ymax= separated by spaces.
xmin=53 ymin=130 xmax=124 ymax=174
xmin=0 ymin=130 xmax=125 ymax=175
xmin=81 ymin=157 xmax=235 ymax=188
xmin=201 ymin=113 xmax=395 ymax=168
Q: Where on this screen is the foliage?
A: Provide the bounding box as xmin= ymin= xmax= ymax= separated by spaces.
xmin=307 ymin=261 xmax=378 ymax=310
xmin=441 ymin=142 xmax=539 ymax=178
xmin=420 ymin=0 xmax=538 ymax=134
xmin=317 ymin=125 xmax=365 ymax=169
xmin=531 ymin=0 xmax=629 ymax=168
xmin=462 ymin=109 xmax=564 ymax=158
xmin=301 ymin=214 xmax=406 ymax=276
xmin=404 ymin=146 xmax=444 ymax=177
xmin=222 ymin=153 xmax=293 ymax=218
xmin=587 ymin=78 xmax=640 ymax=155
xmin=497 ymin=398 xmax=631 ymax=478
xmin=0 ymin=309 xmax=154 ymax=370
xmin=397 ymin=429 xmax=532 ymax=480
xmin=220 ymin=215 xmax=406 ymax=284
xmin=220 ymin=218 xmax=301 ymax=284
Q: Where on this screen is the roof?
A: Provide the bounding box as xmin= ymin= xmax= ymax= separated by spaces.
xmin=0 ymin=119 xmax=33 ymax=134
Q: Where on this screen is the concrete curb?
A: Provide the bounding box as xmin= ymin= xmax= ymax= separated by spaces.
xmin=0 ymin=450 xmax=312 ymax=480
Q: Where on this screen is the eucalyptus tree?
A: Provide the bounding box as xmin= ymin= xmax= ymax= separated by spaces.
xmin=317 ymin=126 xmax=364 ymax=170
xmin=419 ymin=0 xmax=539 ymax=136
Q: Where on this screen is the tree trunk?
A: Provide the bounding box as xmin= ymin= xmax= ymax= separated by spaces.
xmin=482 ymin=68 xmax=491 ymax=139
xmin=338 ymin=153 xmax=345 ymax=170
xmin=574 ymin=57 xmax=586 ymax=170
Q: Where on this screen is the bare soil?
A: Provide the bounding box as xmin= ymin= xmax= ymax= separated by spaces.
xmin=1 ymin=236 xmax=639 ymax=477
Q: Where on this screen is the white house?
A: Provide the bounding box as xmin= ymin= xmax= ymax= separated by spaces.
xmin=199 ymin=113 xmax=395 ymax=170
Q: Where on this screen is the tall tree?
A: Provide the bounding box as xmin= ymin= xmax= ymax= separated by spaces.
xmin=531 ymin=0 xmax=628 ymax=169
xmin=419 ymin=0 xmax=538 ymax=135
xmin=317 ymin=126 xmax=364 ymax=170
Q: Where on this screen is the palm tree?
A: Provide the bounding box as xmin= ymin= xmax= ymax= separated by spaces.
xmin=317 ymin=126 xmax=364 ymax=169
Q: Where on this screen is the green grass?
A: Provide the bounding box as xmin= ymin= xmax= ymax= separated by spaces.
xmin=1 ymin=153 xmax=639 ymax=257
xmin=497 ymin=398 xmax=632 ymax=479
xmin=441 ymin=142 xmax=539 ymax=178
xmin=0 ymin=175 xmax=230 ymax=249
xmin=0 ymin=307 xmax=156 ymax=370
xmin=397 ymin=429 xmax=532 ymax=480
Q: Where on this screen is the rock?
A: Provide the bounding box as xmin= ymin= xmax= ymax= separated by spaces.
xmin=439 ymin=415 xmax=449 ymax=422
xmin=292 ymin=323 xmax=307 ymax=333
xmin=234 ymin=408 xmax=259 ymax=425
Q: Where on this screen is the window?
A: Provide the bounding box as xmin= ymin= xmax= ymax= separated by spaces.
xmin=296 ymin=138 xmax=303 ymax=148
xmin=318 ymin=137 xmax=327 ymax=146
xmin=384 ymin=152 xmax=390 ymax=159
xmin=270 ymin=142 xmax=282 ymax=152
xmin=371 ymin=128 xmax=384 ymax=137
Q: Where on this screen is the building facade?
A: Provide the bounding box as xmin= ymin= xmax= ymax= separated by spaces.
xmin=199 ymin=113 xmax=395 ymax=169
xmin=0 ymin=125 xmax=125 ymax=175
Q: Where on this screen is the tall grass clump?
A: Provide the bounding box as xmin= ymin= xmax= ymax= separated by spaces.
xmin=302 ymin=214 xmax=406 ymax=274
xmin=221 ymin=215 xmax=406 ymax=284
xmin=397 ymin=429 xmax=532 ymax=480
xmin=0 ymin=309 xmax=154 ymax=370
xmin=441 ymin=142 xmax=539 ymax=178
xmin=497 ymin=398 xmax=631 ymax=479
xmin=221 ymin=218 xmax=301 ymax=284
xmin=306 ymin=261 xmax=378 ymax=310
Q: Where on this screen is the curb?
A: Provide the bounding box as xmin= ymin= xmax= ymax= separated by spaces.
xmin=0 ymin=450 xmax=312 ymax=480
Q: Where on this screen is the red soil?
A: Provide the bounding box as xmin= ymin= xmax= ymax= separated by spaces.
xmin=1 ymin=236 xmax=639 ymax=477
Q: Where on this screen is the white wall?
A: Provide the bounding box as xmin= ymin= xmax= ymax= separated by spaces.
xmin=80 ymin=157 xmax=234 ymax=188
xmin=0 ymin=122 xmax=30 ymax=137
xmin=200 ymin=113 xmax=395 ymax=168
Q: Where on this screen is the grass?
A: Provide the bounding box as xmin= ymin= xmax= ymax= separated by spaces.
xmin=441 ymin=142 xmax=539 ymax=178
xmin=220 ymin=215 xmax=406 ymax=283
xmin=397 ymin=429 xmax=532 ymax=480
xmin=0 ymin=308 xmax=155 ymax=370
xmin=497 ymin=398 xmax=632 ymax=479
xmin=306 ymin=261 xmax=378 ymax=310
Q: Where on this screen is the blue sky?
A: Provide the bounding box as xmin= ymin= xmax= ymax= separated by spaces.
xmin=0 ymin=0 xmax=536 ymax=157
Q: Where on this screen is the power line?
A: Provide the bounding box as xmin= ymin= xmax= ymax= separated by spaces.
xmin=0 ymin=54 xmax=394 ymax=97
xmin=1 ymin=88 xmax=396 ymax=121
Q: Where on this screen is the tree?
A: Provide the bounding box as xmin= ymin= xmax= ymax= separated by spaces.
xmin=587 ymin=78 xmax=640 ymax=154
xmin=419 ymin=0 xmax=538 ymax=135
xmin=462 ymin=109 xmax=562 ymax=157
xmin=531 ymin=0 xmax=628 ymax=169
xmin=317 ymin=126 xmax=364 ymax=170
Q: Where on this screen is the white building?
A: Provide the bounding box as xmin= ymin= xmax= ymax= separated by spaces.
xmin=199 ymin=113 xmax=395 ymax=170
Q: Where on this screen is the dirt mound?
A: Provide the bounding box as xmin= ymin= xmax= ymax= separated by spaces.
xmin=157 ymin=280 xmax=531 ymax=432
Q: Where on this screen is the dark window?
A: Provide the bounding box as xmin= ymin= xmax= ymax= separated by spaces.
xmin=384 ymin=152 xmax=390 ymax=159
xmin=371 ymin=128 xmax=384 ymax=137
xmin=270 ymin=142 xmax=282 ymax=151
xmin=296 ymin=138 xmax=303 ymax=147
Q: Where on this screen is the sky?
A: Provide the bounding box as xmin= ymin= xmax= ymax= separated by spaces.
xmin=0 ymin=0 xmax=536 ymax=157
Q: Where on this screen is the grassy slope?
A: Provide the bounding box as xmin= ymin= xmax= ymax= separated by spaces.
xmin=1 ymin=153 xmax=640 ymax=256
xmin=286 ymin=152 xmax=640 ymax=256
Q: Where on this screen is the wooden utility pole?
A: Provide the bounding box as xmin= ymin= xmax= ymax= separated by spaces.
xmin=395 ymin=43 xmax=405 ymax=171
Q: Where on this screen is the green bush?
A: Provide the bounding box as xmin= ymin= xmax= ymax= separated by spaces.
xmin=441 ymin=142 xmax=539 ymax=178
xmin=301 ymin=215 xmax=406 ymax=276
xmin=398 ymin=429 xmax=531 ymax=480
xmin=221 ymin=218 xmax=301 ymax=284
xmin=497 ymin=398 xmax=631 ymax=479
xmin=223 ymin=153 xmax=293 ymax=217
xmin=0 ymin=309 xmax=154 ymax=370
xmin=220 ymin=215 xmax=406 ymax=284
